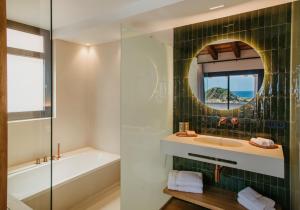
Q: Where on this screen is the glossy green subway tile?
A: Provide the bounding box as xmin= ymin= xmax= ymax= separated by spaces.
xmin=251 ymin=10 xmax=259 ymax=28
xmin=271 ymin=6 xmax=280 ymax=26
xmin=173 ymin=3 xmax=291 ymax=209
xmin=264 ymin=27 xmax=272 ymax=50
xmin=271 ymin=50 xmax=279 ymax=73
xmin=279 ymin=24 xmax=287 ymax=49
xmin=264 ymin=8 xmax=272 ymax=26
xmin=278 ymin=4 xmax=288 ymax=25
xmin=258 ymin=9 xmax=265 ymax=28
xmin=271 ymin=26 xmax=279 ymax=50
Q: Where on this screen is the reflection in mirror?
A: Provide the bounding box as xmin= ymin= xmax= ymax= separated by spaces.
xmin=188 ymin=39 xmax=264 ymax=110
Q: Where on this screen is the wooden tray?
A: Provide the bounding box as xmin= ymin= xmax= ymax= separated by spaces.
xmin=175 ymin=132 xmax=197 ymax=137
xmin=249 ymin=141 xmax=279 ymax=149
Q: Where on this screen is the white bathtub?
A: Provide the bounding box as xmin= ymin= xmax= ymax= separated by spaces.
xmin=8 ymin=147 xmax=120 ymax=210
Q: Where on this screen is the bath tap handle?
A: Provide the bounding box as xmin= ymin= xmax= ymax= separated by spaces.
xmin=35 ymin=158 xmax=41 ymax=164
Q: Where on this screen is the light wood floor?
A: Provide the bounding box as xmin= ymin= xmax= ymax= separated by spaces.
xmin=70 ymin=184 xmax=120 ymax=210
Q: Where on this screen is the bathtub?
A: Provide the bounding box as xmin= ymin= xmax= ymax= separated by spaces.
xmin=8 ymin=147 xmax=120 ymax=210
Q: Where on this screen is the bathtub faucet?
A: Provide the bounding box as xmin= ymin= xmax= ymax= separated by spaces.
xmin=57 ymin=143 xmax=61 ymax=160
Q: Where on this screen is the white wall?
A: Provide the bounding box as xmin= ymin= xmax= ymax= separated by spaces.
xmin=8 ymin=40 xmax=91 ymax=166
xmin=52 ymin=40 xmax=90 ymax=153
xmin=8 ymin=119 xmax=51 ymax=167
xmin=87 ymin=41 xmax=121 ymax=154
xmin=8 ymin=39 xmax=121 ymax=167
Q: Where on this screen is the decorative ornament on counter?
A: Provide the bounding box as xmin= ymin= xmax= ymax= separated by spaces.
xmin=231 ymin=117 xmax=239 ymax=126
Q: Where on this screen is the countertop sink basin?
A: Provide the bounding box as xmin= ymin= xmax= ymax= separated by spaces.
xmin=161 ymin=134 xmax=284 ymax=178
xmin=194 ymin=136 xmax=243 ymax=148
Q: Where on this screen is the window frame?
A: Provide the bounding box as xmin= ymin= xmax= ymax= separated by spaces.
xmin=204 ymin=69 xmax=264 ymax=109
xmin=7 ymin=20 xmax=51 ymax=121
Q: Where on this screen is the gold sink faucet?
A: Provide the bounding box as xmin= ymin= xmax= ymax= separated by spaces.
xmin=218 ymin=117 xmax=227 ymax=127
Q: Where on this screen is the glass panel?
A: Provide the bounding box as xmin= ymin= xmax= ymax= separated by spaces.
xmin=6 ymin=0 xmax=52 ymax=209
xmin=204 ymin=76 xmax=228 ymax=110
xmin=121 ymin=26 xmax=173 ymax=210
xmin=7 ymin=55 xmax=44 ymax=112
xmin=229 ymin=74 xmax=256 ymax=109
xmin=7 ymin=29 xmax=44 ymax=53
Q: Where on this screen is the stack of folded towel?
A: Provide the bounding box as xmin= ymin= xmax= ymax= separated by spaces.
xmin=168 ymin=170 xmax=203 ymax=193
xmin=238 ymin=187 xmax=276 ymax=210
xmin=250 ymin=137 xmax=275 ymax=147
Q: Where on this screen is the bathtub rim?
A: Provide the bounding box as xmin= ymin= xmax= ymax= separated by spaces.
xmin=8 ymin=147 xmax=120 ymax=201
xmin=8 ymin=147 xmax=119 ymax=175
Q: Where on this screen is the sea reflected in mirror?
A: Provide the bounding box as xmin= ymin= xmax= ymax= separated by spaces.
xmin=188 ymin=39 xmax=264 ymax=110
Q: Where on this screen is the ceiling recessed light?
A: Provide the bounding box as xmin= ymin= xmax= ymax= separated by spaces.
xmin=209 ymin=4 xmax=224 ymax=10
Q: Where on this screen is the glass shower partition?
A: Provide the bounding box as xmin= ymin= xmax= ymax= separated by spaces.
xmin=6 ymin=0 xmax=53 ymax=209
xmin=120 ymin=25 xmax=173 ymax=210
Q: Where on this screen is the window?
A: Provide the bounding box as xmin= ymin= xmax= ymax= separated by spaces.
xmin=204 ymin=70 xmax=263 ymax=110
xmin=7 ymin=20 xmax=51 ymax=121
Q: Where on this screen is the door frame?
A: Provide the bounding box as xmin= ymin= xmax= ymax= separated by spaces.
xmin=0 ymin=0 xmax=7 ymax=209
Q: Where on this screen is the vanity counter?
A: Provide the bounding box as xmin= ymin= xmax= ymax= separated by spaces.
xmin=161 ymin=134 xmax=284 ymax=178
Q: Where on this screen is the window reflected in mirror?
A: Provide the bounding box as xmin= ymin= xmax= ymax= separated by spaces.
xmin=188 ymin=39 xmax=264 ymax=110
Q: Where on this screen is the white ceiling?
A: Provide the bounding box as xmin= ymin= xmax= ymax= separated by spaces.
xmin=7 ymin=0 xmax=292 ymax=45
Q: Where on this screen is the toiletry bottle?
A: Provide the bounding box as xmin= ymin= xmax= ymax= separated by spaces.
xmin=179 ymin=122 xmax=185 ymax=132
xmin=184 ymin=122 xmax=189 ymax=131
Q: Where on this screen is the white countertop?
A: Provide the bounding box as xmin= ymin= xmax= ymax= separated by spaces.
xmin=163 ymin=134 xmax=284 ymax=160
xmin=161 ymin=134 xmax=285 ymax=178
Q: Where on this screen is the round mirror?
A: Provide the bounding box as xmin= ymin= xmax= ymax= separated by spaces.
xmin=188 ymin=39 xmax=264 ymax=110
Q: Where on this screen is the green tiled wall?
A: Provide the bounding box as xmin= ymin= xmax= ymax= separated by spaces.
xmin=173 ymin=3 xmax=291 ymax=209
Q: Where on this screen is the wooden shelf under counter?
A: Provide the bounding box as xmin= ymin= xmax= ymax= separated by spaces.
xmin=160 ymin=198 xmax=208 ymax=210
xmin=162 ymin=187 xmax=282 ymax=210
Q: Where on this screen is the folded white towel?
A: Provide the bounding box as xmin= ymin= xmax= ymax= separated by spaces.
xmin=177 ymin=185 xmax=203 ymax=194
xmin=257 ymin=137 xmax=275 ymax=146
xmin=238 ymin=196 xmax=275 ymax=210
xmin=250 ymin=137 xmax=274 ymax=147
xmin=238 ymin=187 xmax=276 ymax=210
xmin=167 ymin=170 xmax=203 ymax=194
xmin=238 ymin=187 xmax=262 ymax=201
xmin=167 ymin=170 xmax=178 ymax=188
xmin=176 ymin=171 xmax=203 ymax=187
xmin=260 ymin=196 xmax=276 ymax=208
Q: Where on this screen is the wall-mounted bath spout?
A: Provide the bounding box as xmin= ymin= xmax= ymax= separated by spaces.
xmin=57 ymin=143 xmax=61 ymax=160
xmin=215 ymin=165 xmax=223 ymax=183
